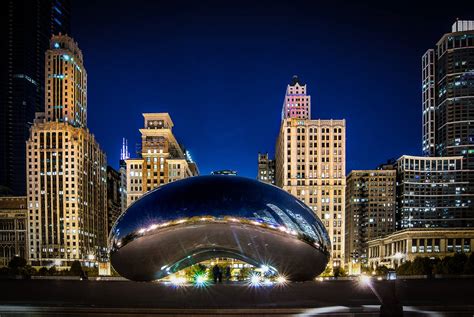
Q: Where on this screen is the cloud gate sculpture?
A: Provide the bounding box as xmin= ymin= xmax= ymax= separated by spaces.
xmin=109 ymin=175 xmax=331 ymax=281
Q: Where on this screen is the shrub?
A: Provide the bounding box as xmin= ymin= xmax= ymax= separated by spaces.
xmin=69 ymin=260 xmax=83 ymax=276
xmin=333 ymin=266 xmax=347 ymax=278
xmin=38 ymin=267 xmax=49 ymax=276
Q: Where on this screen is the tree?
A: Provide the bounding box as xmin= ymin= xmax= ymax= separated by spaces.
xmin=449 ymin=252 xmax=468 ymax=274
xmin=184 ymin=264 xmax=207 ymax=282
xmin=0 ymin=267 xmax=10 ymax=276
xmin=69 ymin=260 xmax=83 ymax=276
xmin=237 ymin=267 xmax=252 ymax=281
xmin=23 ymin=265 xmax=37 ymax=278
xmin=411 ymin=257 xmax=434 ymax=276
xmin=333 ymin=266 xmax=347 ymax=278
xmin=8 ymin=256 xmax=27 ymax=275
xmin=38 ymin=267 xmax=49 ymax=276
xmin=463 ymin=253 xmax=474 ymax=274
xmin=396 ymin=261 xmax=412 ymax=275
xmin=320 ymin=265 xmax=332 ymax=277
xmin=375 ymin=265 xmax=389 ymax=276
xmin=48 ymin=266 xmax=57 ymax=276
xmin=83 ymin=266 xmax=98 ymax=277
xmin=8 ymin=256 xmax=27 ymax=270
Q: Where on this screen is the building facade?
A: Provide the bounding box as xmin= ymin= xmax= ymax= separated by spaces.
xmin=422 ymin=20 xmax=474 ymax=214
xmin=275 ymin=77 xmax=346 ymax=267
xmin=257 ymin=152 xmax=275 ymax=184
xmin=26 ymin=35 xmax=107 ymax=268
xmin=395 ymin=155 xmax=473 ymax=228
xmin=0 ymin=0 xmax=71 ymax=196
xmin=345 ymin=169 xmax=396 ymax=269
xmin=0 ymin=197 xmax=27 ymax=267
xmin=119 ymin=138 xmax=129 ymax=213
xmin=125 ymin=113 xmax=198 ymax=207
xmin=422 ymin=21 xmax=474 ymax=164
xmin=106 ymin=166 xmax=121 ymax=235
xmin=367 ymin=228 xmax=474 ymax=269
xmin=281 ymin=75 xmax=311 ymax=120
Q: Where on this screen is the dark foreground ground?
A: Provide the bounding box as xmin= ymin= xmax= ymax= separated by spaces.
xmin=0 ymin=278 xmax=473 ymax=316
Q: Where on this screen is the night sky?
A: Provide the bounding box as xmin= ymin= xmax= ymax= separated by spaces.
xmin=71 ymin=1 xmax=473 ymax=177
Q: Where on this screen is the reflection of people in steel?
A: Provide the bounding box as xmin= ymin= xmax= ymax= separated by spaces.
xmin=225 ymin=266 xmax=231 ymax=282
xmin=212 ymin=265 xmax=220 ymax=283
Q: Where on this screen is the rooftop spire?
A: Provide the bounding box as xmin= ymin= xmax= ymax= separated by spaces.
xmin=289 ymin=75 xmax=304 ymax=86
xmin=120 ymin=138 xmax=130 ymax=160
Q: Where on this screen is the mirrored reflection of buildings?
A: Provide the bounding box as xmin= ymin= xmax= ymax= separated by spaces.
xmin=275 ymin=76 xmax=346 ymax=267
xmin=345 ymin=168 xmax=396 ymax=273
xmin=125 ymin=113 xmax=199 ymax=207
xmin=26 ymin=34 xmax=108 ymax=268
xmin=0 ymin=0 xmax=71 ymax=197
xmin=257 ymin=152 xmax=275 ymax=184
xmin=0 ymin=197 xmax=27 ymax=267
xmin=211 ymin=170 xmax=237 ymax=176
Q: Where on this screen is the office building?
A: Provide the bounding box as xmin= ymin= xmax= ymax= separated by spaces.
xmin=422 ymin=20 xmax=474 ymax=214
xmin=0 ymin=197 xmax=27 ymax=266
xmin=125 ymin=113 xmax=198 ymax=207
xmin=422 ymin=20 xmax=474 ymax=164
xmin=395 ymin=155 xmax=473 ymax=228
xmin=275 ymin=76 xmax=346 ymax=267
xmin=281 ymin=75 xmax=311 ymax=120
xmin=345 ymin=169 xmax=396 ymax=271
xmin=367 ymin=228 xmax=474 ymax=269
xmin=0 ymin=0 xmax=71 ymax=196
xmin=257 ymin=153 xmax=275 ymax=184
xmin=106 ymin=166 xmax=121 ymax=234
xmin=26 ymin=34 xmax=107 ymax=268
xmin=119 ymin=138 xmax=129 ymax=213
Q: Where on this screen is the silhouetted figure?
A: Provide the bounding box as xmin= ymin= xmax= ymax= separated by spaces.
xmin=225 ymin=266 xmax=231 ymax=282
xmin=212 ymin=265 xmax=220 ymax=283
xmin=80 ymin=270 xmax=88 ymax=281
xmin=218 ymin=270 xmax=223 ymax=283
xmin=378 ymin=280 xmax=403 ymax=317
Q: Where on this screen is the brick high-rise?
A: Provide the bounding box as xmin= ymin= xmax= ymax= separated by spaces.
xmin=275 ymin=76 xmax=346 ymax=267
xmin=26 ymin=34 xmax=107 ymax=268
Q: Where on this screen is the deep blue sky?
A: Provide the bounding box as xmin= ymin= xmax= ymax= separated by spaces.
xmin=71 ymin=1 xmax=473 ymax=177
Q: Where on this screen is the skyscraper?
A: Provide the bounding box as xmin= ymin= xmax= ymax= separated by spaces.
xmin=119 ymin=138 xmax=129 ymax=213
xmin=106 ymin=166 xmax=121 ymax=235
xmin=420 ymin=20 xmax=473 ymax=223
xmin=0 ymin=0 xmax=71 ymax=196
xmin=395 ymin=155 xmax=472 ymax=228
xmin=422 ymin=21 xmax=474 ymax=183
xmin=345 ymin=168 xmax=396 ymax=271
xmin=275 ymin=76 xmax=346 ymax=267
xmin=125 ymin=113 xmax=199 ymax=207
xmin=281 ymin=75 xmax=311 ymax=120
xmin=257 ymin=152 xmax=275 ymax=184
xmin=26 ymin=34 xmax=107 ymax=268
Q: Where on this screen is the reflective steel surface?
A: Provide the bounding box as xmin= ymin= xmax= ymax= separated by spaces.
xmin=109 ymin=175 xmax=331 ymax=281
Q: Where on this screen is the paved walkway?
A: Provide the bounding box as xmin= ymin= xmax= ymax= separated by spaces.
xmin=0 ymin=279 xmax=473 ymax=315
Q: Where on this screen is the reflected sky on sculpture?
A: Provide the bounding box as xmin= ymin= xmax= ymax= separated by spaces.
xmin=109 ymin=175 xmax=331 ymax=281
